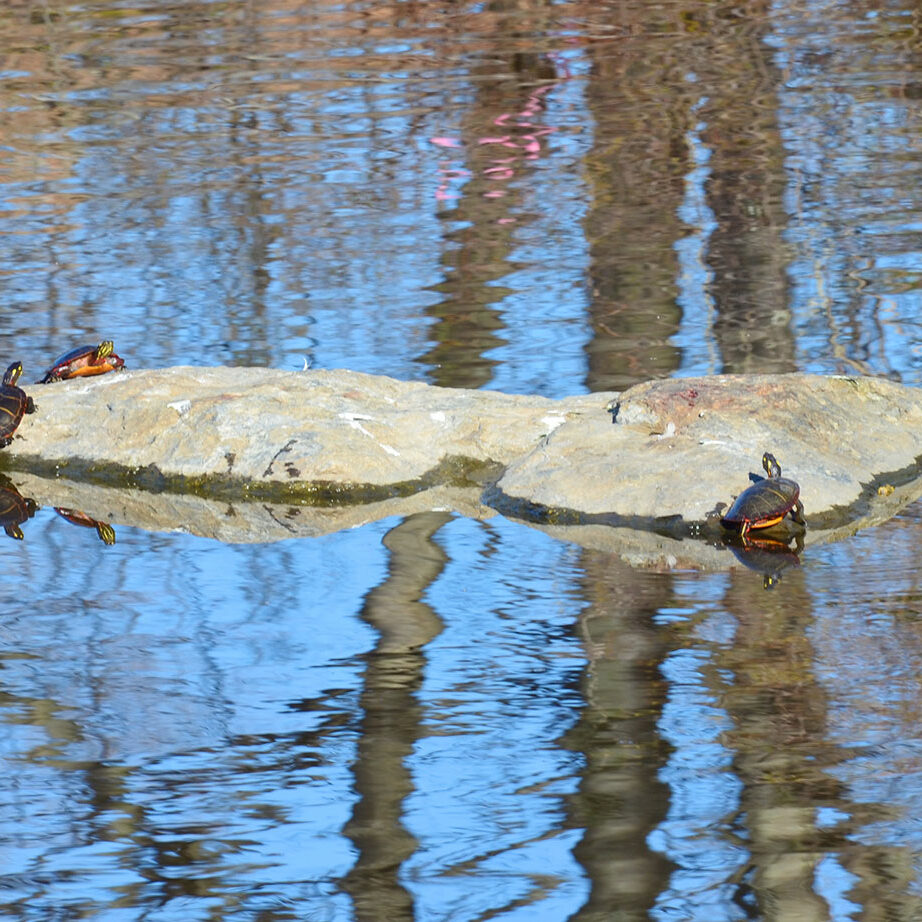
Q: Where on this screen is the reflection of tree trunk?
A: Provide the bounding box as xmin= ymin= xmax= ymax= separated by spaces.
xmin=581 ymin=30 xmax=688 ymax=393
xmin=340 ymin=511 xmax=451 ymax=921
xmin=718 ymin=574 xmax=833 ymax=921
xmin=699 ymin=22 xmax=796 ymax=376
xmin=421 ymin=47 xmax=558 ymax=389
xmin=563 ymin=552 xmax=674 ymax=920
xmin=580 ymin=2 xmax=801 ymax=391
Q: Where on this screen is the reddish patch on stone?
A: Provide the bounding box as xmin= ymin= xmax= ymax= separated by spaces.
xmin=632 ymin=377 xmax=812 ymax=424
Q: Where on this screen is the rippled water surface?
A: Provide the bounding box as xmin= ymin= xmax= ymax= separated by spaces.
xmin=4 ymin=0 xmax=922 ymax=918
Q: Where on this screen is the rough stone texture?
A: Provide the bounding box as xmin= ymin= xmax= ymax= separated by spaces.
xmin=6 ymin=366 xmax=600 ymax=489
xmin=5 ymin=367 xmax=922 ymax=542
xmin=498 ymin=373 xmax=922 ymax=524
xmin=511 ymin=462 xmax=922 ymax=563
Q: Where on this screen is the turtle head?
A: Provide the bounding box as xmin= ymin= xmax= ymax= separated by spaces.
xmin=96 ymin=341 xmax=114 ymax=360
xmin=3 ymin=362 xmax=23 ymax=387
xmin=762 ymin=452 xmax=781 ymax=478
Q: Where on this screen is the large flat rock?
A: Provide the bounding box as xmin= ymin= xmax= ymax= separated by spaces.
xmin=6 ymin=366 xmax=599 ymax=493
xmin=4 ymin=367 xmax=922 ymax=534
xmin=497 ymin=373 xmax=922 ymax=527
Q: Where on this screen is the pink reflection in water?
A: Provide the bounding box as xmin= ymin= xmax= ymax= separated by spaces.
xmin=430 ymin=66 xmax=563 ymax=217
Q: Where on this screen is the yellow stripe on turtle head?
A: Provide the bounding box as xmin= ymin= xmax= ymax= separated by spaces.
xmin=3 ymin=362 xmax=22 ymax=387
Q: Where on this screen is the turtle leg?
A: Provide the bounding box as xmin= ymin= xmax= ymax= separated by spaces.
xmin=24 ymin=397 xmax=35 ymax=414
xmin=740 ymin=520 xmax=750 ymax=538
xmin=790 ymin=500 xmax=806 ymax=526
xmin=0 ymin=436 xmax=12 ymax=450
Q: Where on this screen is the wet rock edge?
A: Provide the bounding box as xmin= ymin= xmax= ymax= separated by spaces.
xmin=0 ymin=452 xmax=504 ymax=507
xmin=3 ymin=445 xmax=922 ymax=549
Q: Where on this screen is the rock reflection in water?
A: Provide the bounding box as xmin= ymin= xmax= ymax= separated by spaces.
xmin=1 ymin=0 xmax=922 ymax=915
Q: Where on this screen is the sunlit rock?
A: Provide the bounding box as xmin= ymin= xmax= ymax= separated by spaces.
xmin=4 ymin=366 xmax=922 ymax=539
xmin=0 ymin=365 xmax=611 ymax=518
xmin=7 ymin=366 xmax=598 ymax=491
xmin=497 ymin=373 xmax=922 ymax=529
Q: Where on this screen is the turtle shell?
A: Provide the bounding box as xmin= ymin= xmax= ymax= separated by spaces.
xmin=0 ymin=362 xmax=35 ymax=446
xmin=38 ymin=341 xmax=124 ymax=383
xmin=721 ymin=476 xmax=800 ymax=531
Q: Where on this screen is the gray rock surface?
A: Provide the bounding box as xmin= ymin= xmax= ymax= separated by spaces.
xmin=498 ymin=373 xmax=922 ymax=528
xmin=7 ymin=366 xmax=597 ymax=493
xmin=4 ymin=367 xmax=922 ymax=545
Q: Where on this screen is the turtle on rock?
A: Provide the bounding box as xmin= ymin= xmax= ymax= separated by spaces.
xmin=721 ymin=452 xmax=806 ymax=538
xmin=0 ymin=361 xmax=35 ymax=449
xmin=37 ymin=340 xmax=125 ymax=383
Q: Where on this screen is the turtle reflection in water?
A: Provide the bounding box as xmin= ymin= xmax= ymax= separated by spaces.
xmin=0 ymin=477 xmax=37 ymax=540
xmin=721 ymin=452 xmax=806 ymax=537
xmin=55 ymin=508 xmax=116 ymax=545
xmin=726 ymin=533 xmax=803 ymax=590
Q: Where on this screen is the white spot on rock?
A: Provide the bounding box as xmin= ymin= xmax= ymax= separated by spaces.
xmin=541 ymin=415 xmax=566 ymax=433
xmin=339 ymin=413 xmax=401 ymax=457
xmin=168 ymin=400 xmax=192 ymax=416
xmin=430 ymin=411 xmax=446 ymax=422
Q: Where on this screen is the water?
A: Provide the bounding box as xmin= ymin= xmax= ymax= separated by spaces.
xmin=1 ymin=0 xmax=922 ymax=918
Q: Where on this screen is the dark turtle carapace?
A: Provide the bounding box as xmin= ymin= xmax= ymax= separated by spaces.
xmin=0 ymin=361 xmax=35 ymax=449
xmin=37 ymin=340 xmax=125 ymax=384
xmin=721 ymin=452 xmax=805 ymax=537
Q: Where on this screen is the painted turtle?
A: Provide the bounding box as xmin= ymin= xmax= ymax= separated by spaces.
xmin=55 ymin=507 xmax=116 ymax=545
xmin=37 ymin=340 xmax=125 ymax=383
xmin=721 ymin=452 xmax=805 ymax=537
xmin=0 ymin=361 xmax=35 ymax=449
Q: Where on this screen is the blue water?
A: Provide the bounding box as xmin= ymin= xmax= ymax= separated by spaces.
xmin=1 ymin=0 xmax=922 ymax=919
